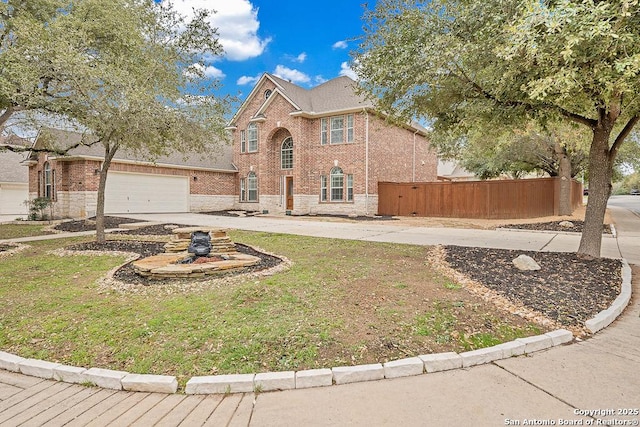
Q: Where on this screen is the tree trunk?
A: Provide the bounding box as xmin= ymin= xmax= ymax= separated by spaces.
xmin=0 ymin=106 xmax=15 ymax=129
xmin=577 ymin=127 xmax=613 ymax=259
xmin=95 ymin=143 xmax=118 ymax=244
xmin=554 ymin=140 xmax=572 ymax=216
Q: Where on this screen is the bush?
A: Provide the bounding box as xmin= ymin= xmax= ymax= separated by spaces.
xmin=26 ymin=197 xmax=53 ymax=221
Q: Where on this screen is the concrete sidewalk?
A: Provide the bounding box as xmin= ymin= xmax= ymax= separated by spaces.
xmin=0 ymin=209 xmax=638 ymax=426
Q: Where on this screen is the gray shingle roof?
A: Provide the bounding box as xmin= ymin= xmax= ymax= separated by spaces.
xmin=0 ymin=135 xmax=32 ymax=183
xmin=34 ymin=128 xmax=236 ymax=172
xmin=268 ymin=74 xmax=373 ymax=114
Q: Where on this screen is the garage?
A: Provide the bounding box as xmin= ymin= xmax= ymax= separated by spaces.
xmin=105 ymin=171 xmax=189 ymax=214
xmin=0 ymin=183 xmax=29 ymax=215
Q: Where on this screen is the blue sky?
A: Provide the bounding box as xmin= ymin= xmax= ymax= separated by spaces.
xmin=169 ymin=0 xmax=368 ymax=102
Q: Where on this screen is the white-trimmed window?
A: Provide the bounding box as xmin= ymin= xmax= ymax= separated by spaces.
xmin=321 ymin=114 xmax=354 ymax=145
xmin=320 ymin=168 xmax=353 ymax=202
xmin=247 ymin=171 xmax=258 ymax=201
xmin=43 ymin=161 xmax=55 ymax=200
xmin=281 ymin=137 xmax=293 ymax=169
xmin=247 ymin=123 xmax=258 ymax=152
xmin=320 ymin=175 xmax=328 ymax=201
xmin=240 ymin=130 xmax=246 ymax=153
xmin=240 ymin=178 xmax=246 ymax=201
xmin=330 ymin=167 xmax=344 ymax=201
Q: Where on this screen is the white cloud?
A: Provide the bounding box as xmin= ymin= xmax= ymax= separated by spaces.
xmin=273 ymin=65 xmax=311 ymax=84
xmin=295 ymin=52 xmax=307 ymax=63
xmin=191 ymin=63 xmax=226 ymax=79
xmin=237 ymin=74 xmax=261 ymax=86
xmin=332 ymin=40 xmax=348 ymax=49
xmin=314 ymin=75 xmax=328 ymax=85
xmin=339 ymin=62 xmax=357 ymax=80
xmin=169 ymin=0 xmax=271 ymax=61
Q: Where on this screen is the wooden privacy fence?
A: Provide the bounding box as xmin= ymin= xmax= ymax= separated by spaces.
xmin=378 ymin=177 xmax=583 ymax=219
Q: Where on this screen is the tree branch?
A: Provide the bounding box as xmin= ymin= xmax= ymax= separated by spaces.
xmin=451 ymin=67 xmax=598 ymax=128
xmin=611 ymin=115 xmax=640 ymax=159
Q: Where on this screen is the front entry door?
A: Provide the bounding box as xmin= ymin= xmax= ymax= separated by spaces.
xmin=286 ymin=176 xmax=294 ymax=210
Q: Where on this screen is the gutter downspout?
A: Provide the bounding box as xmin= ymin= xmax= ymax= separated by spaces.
xmin=413 ymin=130 xmax=419 ymax=182
xmin=364 ymin=109 xmax=370 ymax=215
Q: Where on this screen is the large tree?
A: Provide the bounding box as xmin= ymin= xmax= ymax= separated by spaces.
xmin=2 ymin=0 xmax=229 ymax=242
xmin=355 ymin=0 xmax=640 ymax=258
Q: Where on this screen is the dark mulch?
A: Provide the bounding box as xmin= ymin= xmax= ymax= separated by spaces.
xmin=66 ymin=240 xmax=283 ymax=285
xmin=55 ymin=216 xmax=144 ymax=232
xmin=113 ymin=224 xmax=190 ymax=235
xmin=303 ymin=214 xmax=397 ymax=221
xmin=500 ymin=220 xmax=612 ymax=234
xmin=444 ymin=246 xmax=622 ymax=328
xmin=201 ymin=210 xmax=261 ymax=217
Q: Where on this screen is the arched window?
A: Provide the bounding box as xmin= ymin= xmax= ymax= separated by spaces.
xmin=330 ymin=167 xmax=344 ymax=201
xmin=281 ymin=137 xmax=293 ymax=169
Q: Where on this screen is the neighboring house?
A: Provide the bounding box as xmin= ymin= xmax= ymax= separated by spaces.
xmin=0 ymin=134 xmax=31 ymax=216
xmin=27 ymin=128 xmax=237 ymax=218
xmin=226 ymin=73 xmax=437 ymax=215
xmin=437 ymin=160 xmax=476 ymax=181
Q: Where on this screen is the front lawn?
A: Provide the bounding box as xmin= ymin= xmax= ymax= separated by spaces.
xmin=0 ymin=223 xmax=55 ymax=240
xmin=0 ymin=232 xmax=545 ymax=388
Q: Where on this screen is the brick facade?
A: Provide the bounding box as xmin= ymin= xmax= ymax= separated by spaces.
xmin=229 ymin=74 xmax=438 ymax=215
xmin=28 ymin=74 xmax=438 ymax=218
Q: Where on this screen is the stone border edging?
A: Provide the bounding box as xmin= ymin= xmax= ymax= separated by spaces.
xmin=0 ymin=260 xmax=631 ymax=395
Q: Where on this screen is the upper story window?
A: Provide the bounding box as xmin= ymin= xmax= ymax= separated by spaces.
xmin=281 ymin=137 xmax=293 ymax=169
xmin=241 ymin=123 xmax=258 ymax=153
xmin=264 ymin=89 xmax=272 ymax=99
xmin=321 ymin=114 xmax=354 ymax=145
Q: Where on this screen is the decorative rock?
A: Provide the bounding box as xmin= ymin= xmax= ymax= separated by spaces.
xmin=383 ymin=357 xmax=424 ymax=378
xmin=121 ymin=374 xmax=179 ymax=393
xmin=558 ymin=221 xmax=574 ymax=228
xmin=295 ymin=369 xmax=333 ymax=389
xmin=332 ymin=364 xmax=384 ymax=385
xmin=83 ymin=367 xmax=128 ymax=390
xmin=163 ymin=224 xmax=180 ymax=230
xmin=512 ymin=254 xmax=541 ymax=271
xmin=419 ymin=352 xmax=463 ymax=373
xmin=254 ymin=371 xmax=296 ymax=392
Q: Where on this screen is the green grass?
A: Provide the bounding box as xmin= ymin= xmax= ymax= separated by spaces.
xmin=0 ymin=231 xmax=547 ymax=388
xmin=0 ymin=223 xmax=55 ymax=239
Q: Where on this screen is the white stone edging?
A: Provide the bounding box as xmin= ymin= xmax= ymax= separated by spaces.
xmin=496 ymin=227 xmax=616 ymax=238
xmin=0 ymin=260 xmax=631 ymax=395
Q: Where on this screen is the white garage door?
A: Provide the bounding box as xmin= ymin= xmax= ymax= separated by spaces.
xmin=0 ymin=183 xmax=28 ymax=215
xmin=105 ymin=172 xmax=189 ymax=214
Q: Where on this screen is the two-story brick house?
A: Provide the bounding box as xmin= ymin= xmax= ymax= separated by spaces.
xmin=226 ymin=73 xmax=438 ymax=216
xmin=26 ymin=74 xmax=437 ymax=218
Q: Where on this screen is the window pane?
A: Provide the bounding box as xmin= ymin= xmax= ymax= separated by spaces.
xmin=321 ymin=118 xmax=327 ymax=145
xmin=240 ymin=130 xmax=246 ymax=153
xmin=330 ymin=167 xmax=344 ymax=201
xmin=347 ymin=174 xmax=353 ymax=201
xmin=347 ymin=114 xmax=354 ymax=143
xmin=247 ymin=124 xmax=258 ymax=152
xmin=320 ymin=175 xmax=327 ymax=201
xmin=330 ymin=117 xmax=344 ymax=144
xmin=281 ymin=137 xmax=293 ymax=169
xmin=240 ymin=178 xmax=246 ymax=201
xmin=247 ymin=172 xmax=258 ymax=201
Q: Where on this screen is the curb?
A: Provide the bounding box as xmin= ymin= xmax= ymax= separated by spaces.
xmin=0 ymin=261 xmax=631 ymax=395
xmin=496 ymin=226 xmax=617 ymax=238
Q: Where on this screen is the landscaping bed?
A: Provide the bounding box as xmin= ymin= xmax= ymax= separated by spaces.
xmin=0 ymin=219 xmax=624 ymax=388
xmin=499 ymin=220 xmax=612 ymax=234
